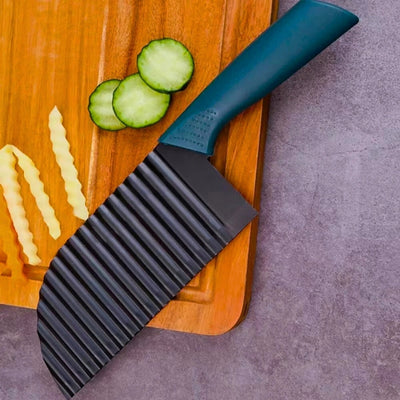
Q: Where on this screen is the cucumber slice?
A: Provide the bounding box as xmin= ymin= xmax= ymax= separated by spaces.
xmin=88 ymin=79 xmax=126 ymax=131
xmin=112 ymin=73 xmax=170 ymax=128
xmin=137 ymin=38 xmax=194 ymax=93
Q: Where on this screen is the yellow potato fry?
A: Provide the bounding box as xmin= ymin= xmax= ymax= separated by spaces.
xmin=0 ymin=146 xmax=41 ymax=265
xmin=49 ymin=106 xmax=89 ymax=220
xmin=9 ymin=145 xmax=61 ymax=239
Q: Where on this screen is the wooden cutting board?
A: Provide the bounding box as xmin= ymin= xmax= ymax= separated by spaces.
xmin=0 ymin=0 xmax=277 ymax=335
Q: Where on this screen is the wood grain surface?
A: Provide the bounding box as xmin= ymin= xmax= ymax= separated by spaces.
xmin=0 ymin=0 xmax=277 ymax=334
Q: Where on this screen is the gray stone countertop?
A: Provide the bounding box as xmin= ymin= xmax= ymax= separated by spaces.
xmin=1 ymin=0 xmax=399 ymax=399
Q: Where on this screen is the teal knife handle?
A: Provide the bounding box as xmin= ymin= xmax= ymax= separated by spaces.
xmin=159 ymin=0 xmax=358 ymax=155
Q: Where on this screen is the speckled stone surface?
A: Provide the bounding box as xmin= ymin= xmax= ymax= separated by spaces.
xmin=1 ymin=0 xmax=399 ymax=399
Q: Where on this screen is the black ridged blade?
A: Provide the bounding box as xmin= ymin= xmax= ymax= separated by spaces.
xmin=37 ymin=143 xmax=257 ymax=398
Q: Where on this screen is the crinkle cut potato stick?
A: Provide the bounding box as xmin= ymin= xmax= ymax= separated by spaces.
xmin=0 ymin=190 xmax=25 ymax=280
xmin=49 ymin=106 xmax=89 ymax=221
xmin=9 ymin=145 xmax=61 ymax=239
xmin=0 ymin=146 xmax=41 ymax=265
